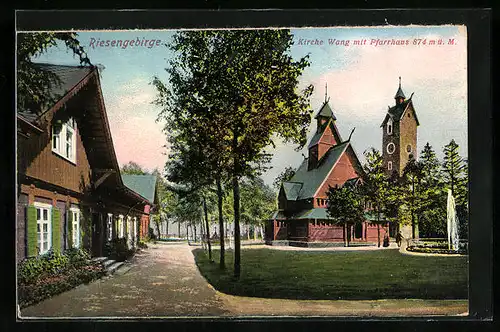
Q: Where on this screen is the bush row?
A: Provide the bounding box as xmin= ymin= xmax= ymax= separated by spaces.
xmin=18 ymin=263 xmax=105 ymax=308
xmin=407 ymin=246 xmax=467 ymax=255
xmin=18 ymin=248 xmax=92 ymax=285
xmin=17 ymin=248 xmax=105 ymax=308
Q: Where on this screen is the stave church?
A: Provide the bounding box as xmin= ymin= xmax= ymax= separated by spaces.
xmin=266 ymin=78 xmax=419 ymax=246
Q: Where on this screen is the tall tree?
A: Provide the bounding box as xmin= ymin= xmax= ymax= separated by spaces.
xmin=240 ymin=176 xmax=276 ymax=239
xmin=361 ymin=148 xmax=388 ymax=247
xmin=154 ymin=29 xmax=313 ymax=279
xmin=326 ymin=184 xmax=365 ymax=247
xmin=442 ymin=139 xmax=467 ymax=202
xmin=152 ymin=30 xmax=234 ymax=270
xmin=216 ymin=30 xmax=313 ymax=278
xmin=418 ymin=143 xmax=447 ymax=237
xmin=17 ymin=32 xmax=91 ymax=114
xmin=442 ymin=140 xmax=468 ymax=239
xmin=401 ymin=158 xmax=425 ymax=239
xmin=121 ymin=161 xmax=147 ymax=175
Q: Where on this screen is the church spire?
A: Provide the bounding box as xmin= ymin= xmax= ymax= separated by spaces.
xmin=325 ymin=82 xmax=328 ymax=103
xmin=394 ymin=76 xmax=406 ymax=105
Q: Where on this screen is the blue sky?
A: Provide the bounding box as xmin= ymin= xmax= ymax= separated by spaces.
xmin=26 ymin=26 xmax=467 ymax=186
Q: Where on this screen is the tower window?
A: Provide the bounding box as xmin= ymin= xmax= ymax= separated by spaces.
xmin=406 ymin=144 xmax=412 ymax=153
xmin=387 ymin=142 xmax=396 ymax=155
xmin=388 ymin=161 xmax=393 ymax=171
xmin=387 ymin=118 xmax=393 ymax=135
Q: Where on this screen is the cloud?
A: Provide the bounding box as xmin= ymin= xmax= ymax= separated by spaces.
xmin=264 ymin=29 xmax=468 ymax=185
xmin=109 ymin=115 xmax=168 ymax=172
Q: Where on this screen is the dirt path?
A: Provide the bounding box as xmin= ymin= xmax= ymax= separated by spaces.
xmin=20 ymin=242 xmax=468 ymax=318
xmin=20 ymin=243 xmax=228 ymax=317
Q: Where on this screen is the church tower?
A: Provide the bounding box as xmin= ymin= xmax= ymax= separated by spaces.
xmin=308 ymin=84 xmax=343 ymax=170
xmin=380 ymin=77 xmax=420 ymax=176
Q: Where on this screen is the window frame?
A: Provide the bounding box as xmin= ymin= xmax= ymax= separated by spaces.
xmin=34 ymin=202 xmax=52 ymax=255
xmin=51 ymin=118 xmax=77 ymax=164
xmin=107 ymin=213 xmax=113 ymax=241
xmin=387 ymin=142 xmax=396 ymax=155
xmin=118 ymin=215 xmax=124 ymax=238
xmin=69 ymin=207 xmax=81 ymax=248
xmin=387 ymin=118 xmax=393 ymax=135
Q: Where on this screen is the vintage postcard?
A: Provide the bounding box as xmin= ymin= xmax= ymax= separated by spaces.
xmin=16 ymin=23 xmax=470 ymax=319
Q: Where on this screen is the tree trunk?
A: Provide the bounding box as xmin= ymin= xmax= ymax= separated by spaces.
xmin=347 ymin=224 xmax=351 ymax=247
xmin=216 ymin=176 xmax=225 ymax=270
xmin=377 ymin=211 xmax=381 ymax=247
xmin=377 ymin=224 xmax=381 ymax=247
xmin=178 ymin=222 xmax=180 ymax=238
xmin=247 ymin=223 xmax=251 ymax=240
xmin=194 ymin=224 xmax=197 ymax=243
xmin=203 ymin=197 xmax=212 ymax=261
xmin=233 ymin=175 xmax=241 ymax=279
xmin=253 ymin=224 xmax=257 ymax=241
xmin=343 ymin=222 xmax=347 ymax=247
xmin=186 ymin=223 xmax=189 ymax=244
xmin=156 ymin=221 xmax=161 ymax=241
xmin=260 ymin=224 xmax=264 ymax=240
xmin=166 ymin=219 xmax=169 ymax=236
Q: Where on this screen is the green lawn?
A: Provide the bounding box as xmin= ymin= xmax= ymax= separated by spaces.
xmin=193 ymin=248 xmax=468 ymax=300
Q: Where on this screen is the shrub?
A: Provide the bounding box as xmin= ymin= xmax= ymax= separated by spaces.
xmin=17 ymin=247 xmax=106 ymax=308
xmin=137 ymin=240 xmax=148 ymax=249
xmin=107 ymin=238 xmax=135 ymax=262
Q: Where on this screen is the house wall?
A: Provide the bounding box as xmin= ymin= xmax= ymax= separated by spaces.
xmin=317 ymin=125 xmax=335 ymax=160
xmin=398 ymin=103 xmax=418 ymax=173
xmin=17 ymin=119 xmax=92 ymax=194
xmin=16 ymin=194 xmax=28 ymax=262
xmin=140 ymin=204 xmax=151 ymax=239
xmin=17 ymin=185 xmax=74 ymax=260
xmin=316 ymin=150 xmax=359 ymax=199
xmin=308 ymin=222 xmax=344 ymax=241
xmin=382 ymin=116 xmax=401 ymax=175
xmin=365 ymin=223 xmax=389 ymax=242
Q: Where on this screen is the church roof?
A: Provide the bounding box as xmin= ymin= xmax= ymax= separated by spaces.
xmin=282 ymin=141 xmax=350 ymax=200
xmin=308 ymin=118 xmax=343 ymax=149
xmin=394 ymin=86 xmax=406 ymax=99
xmin=307 ymin=130 xmax=324 ymax=149
xmin=270 ymin=208 xmax=386 ymax=221
xmin=282 ymin=182 xmax=303 ymax=201
xmin=380 ymin=96 xmax=420 ymax=127
xmin=314 ymin=101 xmax=336 ymax=120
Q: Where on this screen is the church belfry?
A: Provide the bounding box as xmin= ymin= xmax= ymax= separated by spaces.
xmin=380 ymin=77 xmax=420 ymax=176
xmin=307 ymin=83 xmax=343 ymax=171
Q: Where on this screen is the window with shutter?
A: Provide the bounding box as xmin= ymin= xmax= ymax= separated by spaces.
xmin=34 ymin=202 xmax=52 ymax=255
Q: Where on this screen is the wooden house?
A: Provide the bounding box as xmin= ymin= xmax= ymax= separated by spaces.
xmin=266 ymin=95 xmax=388 ymax=246
xmin=121 ymin=174 xmax=159 ymax=243
xmin=16 ymin=63 xmax=153 ymax=261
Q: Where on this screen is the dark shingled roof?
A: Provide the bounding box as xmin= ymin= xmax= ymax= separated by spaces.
xmin=270 ymin=209 xmax=386 ymax=222
xmin=307 ymin=130 xmax=324 ymax=149
xmin=121 ymin=174 xmax=158 ymax=204
xmin=17 ymin=63 xmax=93 ymax=121
xmin=314 ymin=101 xmax=336 ymax=120
xmin=282 ymin=182 xmax=303 ymax=201
xmin=394 ymin=86 xmax=406 ymax=99
xmin=282 ymin=141 xmax=350 ymax=200
xmin=380 ymin=97 xmax=420 ymax=127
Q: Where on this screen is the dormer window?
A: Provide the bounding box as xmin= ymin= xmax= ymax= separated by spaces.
xmin=52 ymin=118 xmax=77 ymax=164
